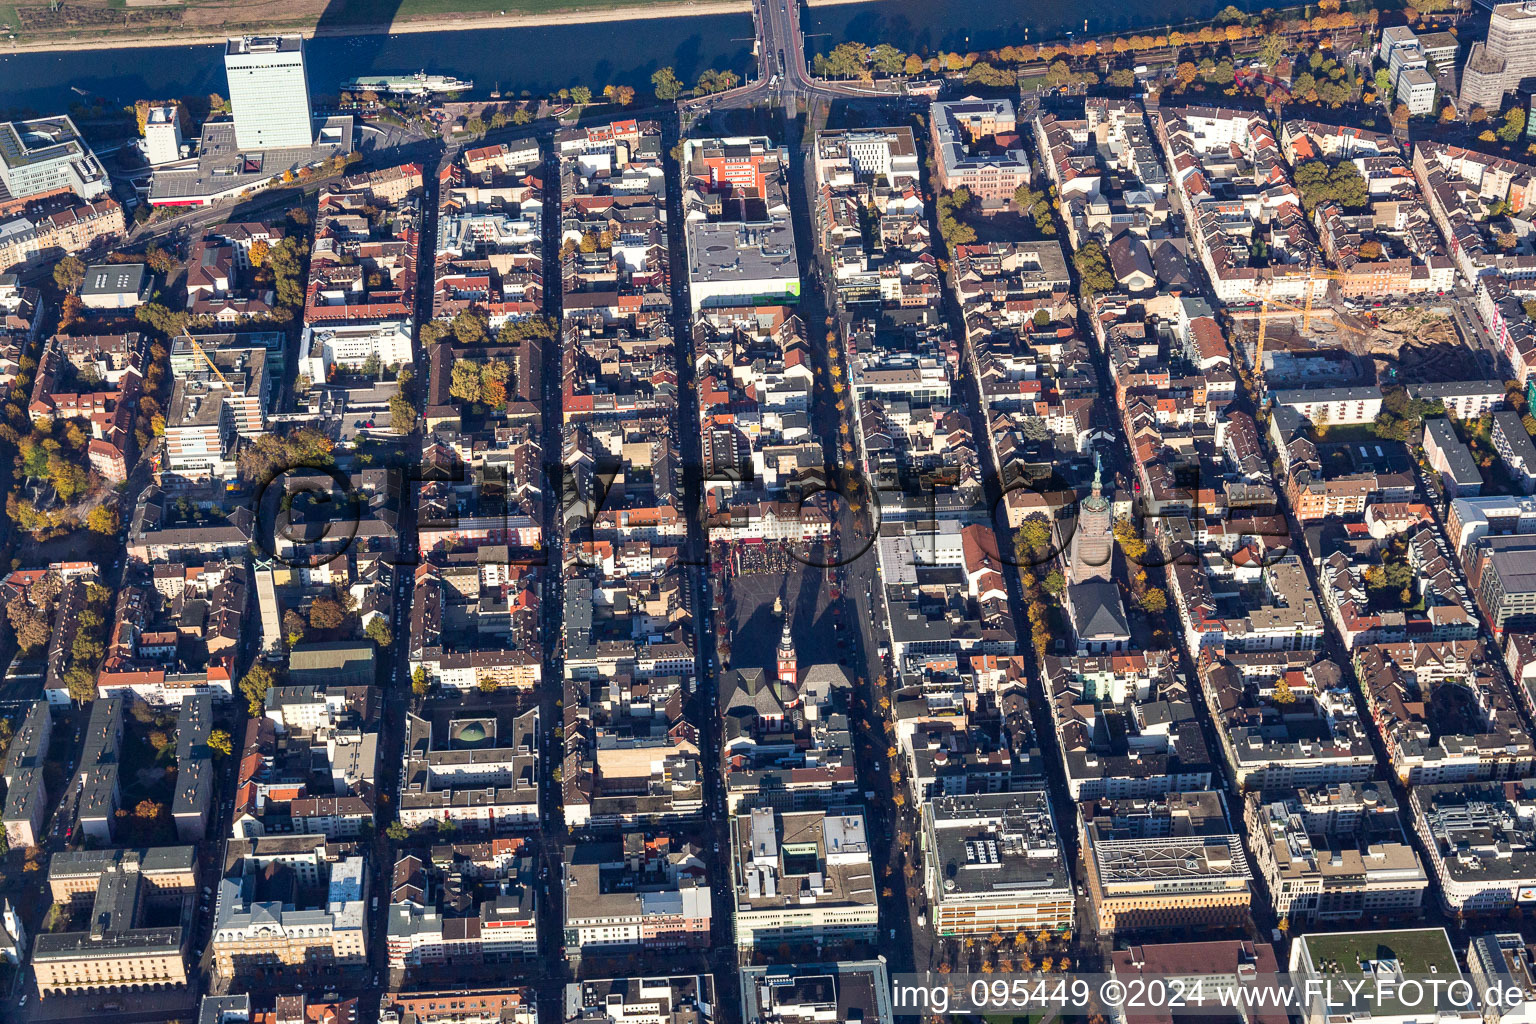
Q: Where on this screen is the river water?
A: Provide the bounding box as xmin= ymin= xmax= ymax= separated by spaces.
xmin=0 ymin=0 xmax=1264 ymax=116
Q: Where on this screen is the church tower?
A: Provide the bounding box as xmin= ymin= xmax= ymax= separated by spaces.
xmin=775 ymin=595 xmax=797 ymax=686
xmin=1069 ymin=451 xmax=1114 ymax=584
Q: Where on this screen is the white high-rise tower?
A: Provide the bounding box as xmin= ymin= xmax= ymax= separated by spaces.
xmin=225 ymin=35 xmax=313 ymax=150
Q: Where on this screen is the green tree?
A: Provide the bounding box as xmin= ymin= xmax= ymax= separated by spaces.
xmin=86 ymin=504 xmax=119 ymax=535
xmin=389 ymin=392 xmax=417 ymax=434
xmin=207 ymin=729 xmax=233 ymax=758
xmin=1373 ymin=68 xmax=1393 ymax=100
xmin=419 ymin=320 xmax=449 ymax=347
xmin=1272 ymin=675 xmax=1296 ymax=704
xmin=450 ymin=359 xmax=483 ymax=403
xmin=871 ymin=44 xmax=907 ymax=74
xmin=237 ymin=428 xmax=335 ymax=483
xmin=1499 ymin=106 xmax=1528 ymax=143
xmin=511 ymin=107 xmax=533 ymax=125
xmin=365 ymin=616 xmax=393 ymax=648
xmin=386 ymin=821 xmax=409 ymax=841
xmin=1073 ymin=240 xmax=1117 ymax=296
xmin=411 ymin=666 xmax=430 ymax=696
xmin=936 ymin=188 xmax=977 ymax=248
xmin=283 ymin=609 xmax=307 ymax=649
xmin=1259 ymin=34 xmax=1286 ymax=70
xmin=239 ymin=664 xmax=275 ymax=715
xmin=66 ymin=666 xmax=96 ymax=706
xmin=651 ymin=67 xmax=683 ymax=100
xmin=309 ymin=596 xmax=346 ymax=631
xmin=571 ymin=86 xmax=592 ymax=105
xmin=451 ymin=309 xmax=489 ymax=345
xmin=53 ymin=256 xmax=85 ymax=294
xmin=1293 ymin=159 xmax=1368 ymax=212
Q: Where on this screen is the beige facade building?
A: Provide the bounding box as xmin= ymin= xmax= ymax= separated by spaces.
xmin=31 ymin=865 xmax=189 ymax=997
xmin=212 ymin=837 xmax=367 ymax=980
xmin=1079 ymin=791 xmax=1254 ymax=935
xmin=49 ymin=846 xmax=197 ymax=904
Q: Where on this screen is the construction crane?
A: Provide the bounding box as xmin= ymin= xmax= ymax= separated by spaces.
xmin=182 ymin=334 xmax=231 ymax=388
xmin=1240 ymin=267 xmax=1353 ymax=372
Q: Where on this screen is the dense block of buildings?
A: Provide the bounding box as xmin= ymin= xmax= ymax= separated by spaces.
xmin=1243 ymin=782 xmax=1428 ymax=925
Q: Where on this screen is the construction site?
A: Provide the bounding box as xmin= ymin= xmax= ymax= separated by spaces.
xmin=1228 ymin=294 xmax=1488 ymax=392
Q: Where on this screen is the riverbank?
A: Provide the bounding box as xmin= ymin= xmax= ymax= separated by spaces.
xmin=0 ymin=0 xmax=750 ymax=54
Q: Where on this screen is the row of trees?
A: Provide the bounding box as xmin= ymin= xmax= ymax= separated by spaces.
xmin=936 ymin=188 xmax=976 ymax=249
xmin=650 ymin=66 xmax=744 ymax=101
xmin=64 ymin=583 xmax=112 ymax=704
xmin=236 ymin=426 xmax=336 ymax=484
xmin=420 ymin=311 xmax=558 ymax=348
xmin=812 ymin=1 xmax=1381 ymax=83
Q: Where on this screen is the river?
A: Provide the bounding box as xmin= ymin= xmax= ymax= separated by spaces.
xmin=0 ymin=0 xmax=1267 ymax=116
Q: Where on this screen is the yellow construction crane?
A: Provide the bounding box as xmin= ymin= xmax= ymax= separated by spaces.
xmin=182 ymin=334 xmax=231 ymax=388
xmin=1240 ymin=268 xmax=1352 ymax=371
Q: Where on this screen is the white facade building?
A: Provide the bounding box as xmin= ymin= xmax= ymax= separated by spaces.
xmin=144 ymin=106 xmax=184 ymax=166
xmin=225 ymin=36 xmax=313 ymax=150
xmin=300 ymin=320 xmax=413 ymax=380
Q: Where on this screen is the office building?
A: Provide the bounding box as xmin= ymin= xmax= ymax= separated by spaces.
xmin=565 ymin=976 xmax=713 ymax=1024
xmin=144 ymin=106 xmax=184 ymax=166
xmin=1406 ymin=380 xmax=1506 ymax=420
xmin=31 ymin=861 xmax=191 ymax=996
xmin=812 ymin=128 xmax=920 ymax=186
xmin=739 ymin=962 xmax=893 ymax=1024
xmin=681 ymin=137 xmax=801 ymax=313
xmin=2 ymin=699 xmax=50 ymax=848
xmin=729 ymin=807 xmax=879 ymax=949
xmin=1424 ymin=418 xmax=1484 ymax=497
xmin=1291 ymin=929 xmax=1476 ymax=1024
xmin=0 ymin=116 xmax=110 ymax=201
xmin=212 ymin=837 xmax=367 ymax=980
xmin=1383 ymin=26 xmax=1430 ymax=85
xmin=562 ymin=839 xmax=710 ymax=955
xmin=929 ymin=97 xmax=1031 ymax=204
xmin=1079 ymin=791 xmax=1254 ymax=935
xmin=1271 ymin=385 xmax=1384 ymax=425
xmin=299 ymin=320 xmax=413 ymax=382
xmin=79 ymin=262 xmax=150 ymax=310
xmin=1110 ymin=941 xmax=1286 ymax=1023
xmin=49 ymin=846 xmax=197 ymax=904
xmin=1410 ymin=779 xmax=1536 ymax=914
xmin=224 ymin=36 xmax=313 ymax=150
xmin=1398 ymin=67 xmax=1439 ymax=117
xmin=1449 ymin=494 xmax=1536 ymax=558
xmin=1462 ymin=3 xmax=1536 ymax=112
xmin=1470 ymin=539 xmax=1536 ymax=640
xmin=921 ymin=791 xmax=1074 ymax=936
xmin=1467 ymin=934 xmax=1536 ymax=1024
xmin=399 ymin=706 xmax=539 ymax=831
xmin=384 ymin=988 xmax=537 ymax=1024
